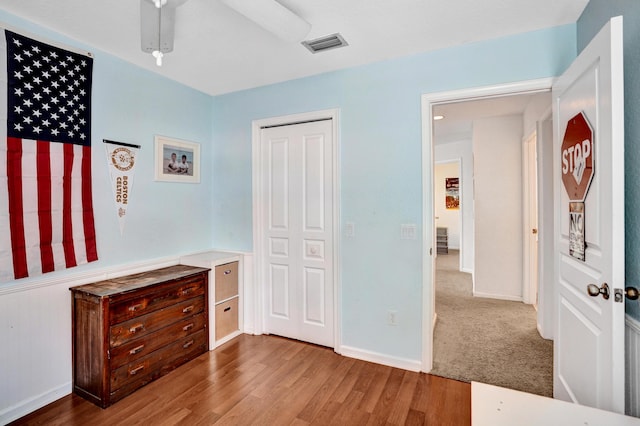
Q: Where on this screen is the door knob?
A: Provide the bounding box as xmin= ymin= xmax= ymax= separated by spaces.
xmin=587 ymin=283 xmax=610 ymax=300
xmin=626 ymin=287 xmax=640 ymax=301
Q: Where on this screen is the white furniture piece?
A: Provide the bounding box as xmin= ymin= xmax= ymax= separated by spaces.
xmin=436 ymin=227 xmax=448 ymax=254
xmin=472 ymin=382 xmax=640 ymax=426
xmin=180 ymin=251 xmax=243 ymax=349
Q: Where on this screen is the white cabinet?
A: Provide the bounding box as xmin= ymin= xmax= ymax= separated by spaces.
xmin=180 ymin=251 xmax=243 ymax=349
xmin=437 ymin=227 xmax=448 ymax=254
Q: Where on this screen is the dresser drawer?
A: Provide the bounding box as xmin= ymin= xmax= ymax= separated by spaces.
xmin=110 ymin=297 xmax=204 ymax=347
xmin=215 ymin=297 xmax=239 ymax=340
xmin=109 ymin=313 xmax=206 ymax=369
xmin=109 ymin=276 xmax=205 ymax=325
xmin=110 ymin=329 xmax=207 ymax=399
xmin=215 ymin=261 xmax=238 ymax=302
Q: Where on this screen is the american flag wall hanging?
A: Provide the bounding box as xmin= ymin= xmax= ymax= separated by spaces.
xmin=0 ymin=29 xmax=98 ymax=282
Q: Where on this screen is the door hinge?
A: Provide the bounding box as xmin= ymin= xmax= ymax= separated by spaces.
xmin=430 ymin=247 xmax=433 ymax=256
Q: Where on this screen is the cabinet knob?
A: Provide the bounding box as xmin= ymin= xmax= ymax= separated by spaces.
xmin=129 ymin=345 xmax=145 ymax=355
xmin=129 ymin=324 xmax=144 ymax=333
xmin=129 ymin=364 xmax=145 ymax=376
xmin=128 ymin=303 xmax=143 ymax=312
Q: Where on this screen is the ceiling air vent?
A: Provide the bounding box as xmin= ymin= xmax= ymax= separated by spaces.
xmin=301 ymin=33 xmax=349 ymax=54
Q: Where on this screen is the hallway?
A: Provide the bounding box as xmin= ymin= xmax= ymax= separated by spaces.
xmin=431 ymin=250 xmax=553 ymax=397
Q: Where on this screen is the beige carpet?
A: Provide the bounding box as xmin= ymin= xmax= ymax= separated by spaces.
xmin=431 ymin=250 xmax=553 ymax=397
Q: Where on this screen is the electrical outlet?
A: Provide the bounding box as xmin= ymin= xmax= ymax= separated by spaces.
xmin=388 ymin=310 xmax=398 ymax=326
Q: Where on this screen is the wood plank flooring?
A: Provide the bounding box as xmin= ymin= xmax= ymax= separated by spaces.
xmin=11 ymin=334 xmax=471 ymax=425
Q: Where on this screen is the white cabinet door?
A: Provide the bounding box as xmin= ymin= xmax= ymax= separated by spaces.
xmin=260 ymin=120 xmax=334 ymax=347
xmin=552 ymin=16 xmax=625 ymax=413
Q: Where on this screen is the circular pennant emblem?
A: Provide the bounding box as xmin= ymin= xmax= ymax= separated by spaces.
xmin=111 ymin=147 xmax=135 ymax=172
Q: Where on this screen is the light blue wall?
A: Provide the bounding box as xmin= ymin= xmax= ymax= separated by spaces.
xmin=0 ymin=10 xmax=214 ymax=283
xmin=211 ymin=25 xmax=577 ymax=359
xmin=0 ymin=8 xmax=580 ymax=362
xmin=577 ymin=1 xmax=640 ymax=321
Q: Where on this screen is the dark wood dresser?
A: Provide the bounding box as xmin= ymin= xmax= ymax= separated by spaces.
xmin=70 ymin=265 xmax=210 ymax=408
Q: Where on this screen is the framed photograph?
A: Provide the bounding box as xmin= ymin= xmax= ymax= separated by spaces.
xmin=154 ymin=135 xmax=201 ymax=183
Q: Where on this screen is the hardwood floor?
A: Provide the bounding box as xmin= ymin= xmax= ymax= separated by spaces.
xmin=12 ymin=334 xmax=471 ymax=425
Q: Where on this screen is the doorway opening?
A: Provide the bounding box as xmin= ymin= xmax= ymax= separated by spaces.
xmin=421 ymin=79 xmax=555 ymax=395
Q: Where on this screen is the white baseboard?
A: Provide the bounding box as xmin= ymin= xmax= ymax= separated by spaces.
xmin=339 ymin=345 xmax=421 ymax=372
xmin=626 ymin=314 xmax=640 ymax=417
xmin=472 ymin=291 xmax=523 ymax=302
xmin=0 ymin=382 xmax=71 ymax=425
xmin=215 ymin=330 xmax=244 ymax=348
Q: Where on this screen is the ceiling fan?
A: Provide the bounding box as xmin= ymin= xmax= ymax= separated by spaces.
xmin=140 ymin=0 xmax=312 ymax=67
xmin=140 ymin=0 xmax=189 ymax=66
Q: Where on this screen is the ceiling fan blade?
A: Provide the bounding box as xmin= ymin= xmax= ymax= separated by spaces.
xmin=140 ymin=0 xmax=175 ymax=54
xmin=221 ymin=0 xmax=312 ymax=43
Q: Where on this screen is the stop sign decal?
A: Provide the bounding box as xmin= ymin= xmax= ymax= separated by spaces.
xmin=561 ymin=112 xmax=594 ymax=201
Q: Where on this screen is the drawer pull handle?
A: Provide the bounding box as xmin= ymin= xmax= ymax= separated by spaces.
xmin=183 ymin=323 xmax=194 ymax=331
xmin=129 ymin=324 xmax=144 ymax=333
xmin=183 ymin=340 xmax=194 ymax=349
xmin=224 ymin=307 xmax=231 ymax=312
xmin=224 ymin=270 xmax=232 ymax=275
xmin=128 ymin=303 xmax=143 ymax=312
xmin=129 ymin=365 xmax=145 ymax=375
xmin=182 ymin=305 xmax=194 ymax=314
xmin=182 ymin=288 xmax=193 ymax=295
xmin=129 ymin=345 xmax=145 ymax=355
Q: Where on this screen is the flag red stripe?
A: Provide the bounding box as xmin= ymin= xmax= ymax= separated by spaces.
xmin=62 ymin=142 xmax=76 ymax=268
xmin=37 ymin=140 xmax=55 ymax=273
xmin=81 ymin=145 xmax=98 ymax=262
xmin=7 ymin=137 xmax=28 ymax=279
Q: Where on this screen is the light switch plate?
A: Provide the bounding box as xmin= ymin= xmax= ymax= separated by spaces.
xmin=345 ymin=222 xmax=355 ymax=237
xmin=401 ymin=224 xmax=417 ymax=240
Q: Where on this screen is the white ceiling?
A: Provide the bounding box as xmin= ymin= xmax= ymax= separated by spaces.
xmin=433 ymin=92 xmax=551 ymax=143
xmin=0 ymin=0 xmax=588 ymax=96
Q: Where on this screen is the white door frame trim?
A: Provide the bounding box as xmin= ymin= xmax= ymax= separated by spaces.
xmin=421 ymin=78 xmax=554 ymax=371
xmin=251 ymin=108 xmax=341 ymax=352
xmin=522 ymin=129 xmax=538 ymax=306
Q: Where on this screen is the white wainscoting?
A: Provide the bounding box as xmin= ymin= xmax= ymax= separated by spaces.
xmin=0 ymin=250 xmax=255 ymax=425
xmin=626 ymin=314 xmax=640 ymax=418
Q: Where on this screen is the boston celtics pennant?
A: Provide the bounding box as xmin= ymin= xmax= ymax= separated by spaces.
xmin=103 ymin=140 xmax=140 ymax=234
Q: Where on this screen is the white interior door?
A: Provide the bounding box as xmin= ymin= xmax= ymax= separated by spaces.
xmin=552 ymin=16 xmax=625 ymax=413
xmin=260 ymin=120 xmax=334 ymax=347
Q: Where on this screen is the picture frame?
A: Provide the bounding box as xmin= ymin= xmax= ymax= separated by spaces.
xmin=445 ymin=177 xmax=460 ymax=209
xmin=154 ymin=135 xmax=201 ymax=183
